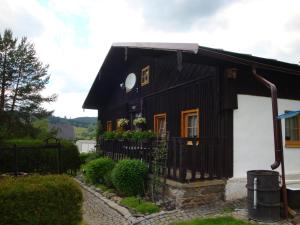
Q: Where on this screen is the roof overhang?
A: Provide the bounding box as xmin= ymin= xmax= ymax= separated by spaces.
xmin=112 ymin=42 xmax=199 ymax=54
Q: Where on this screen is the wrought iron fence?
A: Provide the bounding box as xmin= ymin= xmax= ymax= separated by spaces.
xmin=0 ymin=138 xmax=63 ymax=176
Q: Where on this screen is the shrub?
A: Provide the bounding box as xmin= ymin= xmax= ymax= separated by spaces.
xmin=0 ymin=175 xmax=83 ymax=225
xmin=79 ymin=152 xmax=100 ymax=165
xmin=83 ymin=157 xmax=115 ymax=185
xmin=112 ymin=159 xmax=148 ymax=196
xmin=102 ymin=131 xmax=116 ymax=140
xmin=0 ymin=139 xmax=80 ymax=174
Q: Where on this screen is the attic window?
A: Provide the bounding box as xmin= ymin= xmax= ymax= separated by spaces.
xmin=141 ymin=66 xmax=150 ymax=86
xmin=285 ymin=114 xmax=300 ymax=148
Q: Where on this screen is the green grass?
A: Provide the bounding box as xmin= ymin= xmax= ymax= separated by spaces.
xmin=80 ymin=222 xmax=89 ymax=225
xmin=173 ymin=216 xmax=260 ymax=225
xmin=120 ymin=197 xmax=160 ymax=214
xmin=95 ymin=184 xmax=115 ymax=193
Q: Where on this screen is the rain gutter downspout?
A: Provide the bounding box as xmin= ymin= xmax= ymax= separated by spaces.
xmin=252 ymin=66 xmax=288 ymax=218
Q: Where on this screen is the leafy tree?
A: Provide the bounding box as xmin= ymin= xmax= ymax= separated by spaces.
xmin=0 ymin=29 xmax=56 ymax=138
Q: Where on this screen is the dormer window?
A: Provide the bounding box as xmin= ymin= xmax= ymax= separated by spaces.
xmin=141 ymin=66 xmax=150 ymax=86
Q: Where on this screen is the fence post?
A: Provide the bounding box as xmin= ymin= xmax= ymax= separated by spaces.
xmin=179 ymin=139 xmax=186 ymax=182
xmin=14 ymin=144 xmax=18 ymax=176
xmin=57 ymin=142 xmax=62 ymax=174
xmin=191 ymin=139 xmax=197 ymax=180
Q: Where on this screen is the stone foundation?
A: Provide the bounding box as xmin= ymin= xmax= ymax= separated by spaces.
xmin=157 ymin=179 xmax=226 ymax=209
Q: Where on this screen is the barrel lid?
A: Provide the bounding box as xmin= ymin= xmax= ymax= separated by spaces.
xmin=247 ymin=170 xmax=279 ymax=176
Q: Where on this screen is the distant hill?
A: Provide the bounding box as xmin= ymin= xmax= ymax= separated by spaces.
xmin=49 ymin=116 xmax=97 ymax=128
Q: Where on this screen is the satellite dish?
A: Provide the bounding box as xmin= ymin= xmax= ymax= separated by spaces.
xmin=125 ymin=73 xmax=136 ymax=92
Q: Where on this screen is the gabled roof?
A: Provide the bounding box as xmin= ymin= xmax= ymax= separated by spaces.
xmin=83 ymin=42 xmax=300 ymax=109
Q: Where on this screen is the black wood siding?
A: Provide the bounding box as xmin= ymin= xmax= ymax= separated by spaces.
xmin=99 ymin=54 xmax=234 ymax=178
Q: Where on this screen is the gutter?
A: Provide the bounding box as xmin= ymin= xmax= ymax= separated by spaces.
xmin=252 ymin=66 xmax=288 ymax=218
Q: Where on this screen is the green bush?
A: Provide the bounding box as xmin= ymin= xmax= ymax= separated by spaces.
xmin=79 ymin=152 xmax=100 ymax=165
xmin=111 ymin=159 xmax=148 ymax=196
xmin=0 ymin=175 xmax=83 ymax=225
xmin=83 ymin=157 xmax=115 ymax=185
xmin=102 ymin=131 xmax=116 ymax=140
xmin=0 ymin=139 xmax=80 ymax=174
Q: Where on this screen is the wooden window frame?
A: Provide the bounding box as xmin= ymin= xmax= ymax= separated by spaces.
xmin=285 ymin=115 xmax=300 ymax=148
xmin=154 ymin=113 xmax=167 ymax=136
xmin=181 ymin=108 xmax=200 ymax=138
xmin=106 ymin=121 xmax=112 ymax=132
xmin=141 ymin=65 xmax=150 ymax=86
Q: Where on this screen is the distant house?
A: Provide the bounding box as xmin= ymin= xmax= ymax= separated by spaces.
xmin=49 ymin=124 xmax=75 ymax=140
xmin=76 ymin=140 xmax=96 ymax=153
xmin=83 ymin=42 xmax=300 ymax=200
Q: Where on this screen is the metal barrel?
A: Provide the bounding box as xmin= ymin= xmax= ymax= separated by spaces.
xmin=246 ymin=170 xmax=280 ymax=222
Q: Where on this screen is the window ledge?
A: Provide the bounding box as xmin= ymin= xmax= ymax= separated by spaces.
xmin=285 ymin=142 xmax=300 ymax=148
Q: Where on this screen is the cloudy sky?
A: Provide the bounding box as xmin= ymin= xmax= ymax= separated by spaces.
xmin=1 ymin=0 xmax=299 ymax=118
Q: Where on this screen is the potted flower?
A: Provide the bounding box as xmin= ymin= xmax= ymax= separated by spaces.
xmin=117 ymin=118 xmax=129 ymax=131
xmin=133 ymin=117 xmax=146 ymax=130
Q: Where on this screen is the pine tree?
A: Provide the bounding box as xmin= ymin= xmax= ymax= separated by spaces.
xmin=0 ymin=29 xmax=56 ymax=138
xmin=8 ymin=36 xmax=56 ymax=117
xmin=0 ymin=30 xmax=17 ymax=111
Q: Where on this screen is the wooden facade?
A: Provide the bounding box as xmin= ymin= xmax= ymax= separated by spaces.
xmin=84 ymin=43 xmax=300 ymax=181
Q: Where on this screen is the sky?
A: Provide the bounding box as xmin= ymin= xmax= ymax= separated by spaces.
xmin=0 ymin=0 xmax=299 ymax=118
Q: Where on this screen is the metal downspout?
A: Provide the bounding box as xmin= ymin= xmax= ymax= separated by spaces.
xmin=252 ymin=66 xmax=288 ymax=218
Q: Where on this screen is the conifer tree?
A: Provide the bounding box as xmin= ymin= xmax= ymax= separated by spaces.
xmin=0 ymin=29 xmax=56 ymax=138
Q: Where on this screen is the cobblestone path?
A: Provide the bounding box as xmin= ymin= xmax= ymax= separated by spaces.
xmin=79 ymin=179 xmax=292 ymax=225
xmin=82 ymin=185 xmax=128 ymax=225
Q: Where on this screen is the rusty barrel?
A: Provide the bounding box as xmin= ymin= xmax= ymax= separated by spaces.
xmin=246 ymin=170 xmax=280 ymax=222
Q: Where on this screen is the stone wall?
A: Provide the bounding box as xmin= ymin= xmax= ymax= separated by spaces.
xmin=153 ymin=178 xmax=226 ymax=209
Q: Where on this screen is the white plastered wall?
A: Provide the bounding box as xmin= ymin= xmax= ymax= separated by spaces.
xmin=226 ymin=94 xmax=300 ymax=200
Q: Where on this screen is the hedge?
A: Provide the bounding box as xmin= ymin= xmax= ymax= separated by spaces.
xmin=0 ymin=175 xmax=83 ymax=225
xmin=83 ymin=157 xmax=115 ymax=185
xmin=112 ymin=159 xmax=148 ymax=196
xmin=79 ymin=152 xmax=100 ymax=165
xmin=0 ymin=139 xmax=80 ymax=174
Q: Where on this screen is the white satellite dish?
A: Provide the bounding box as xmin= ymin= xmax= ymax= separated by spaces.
xmin=125 ymin=73 xmax=136 ymax=92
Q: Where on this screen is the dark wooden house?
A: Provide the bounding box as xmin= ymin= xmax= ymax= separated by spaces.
xmin=83 ymin=43 xmax=300 ymax=198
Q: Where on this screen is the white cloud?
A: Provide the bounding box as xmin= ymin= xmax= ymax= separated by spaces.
xmin=1 ymin=0 xmax=299 ymax=118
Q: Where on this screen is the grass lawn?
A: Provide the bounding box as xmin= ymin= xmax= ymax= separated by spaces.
xmin=120 ymin=197 xmax=160 ymax=214
xmin=95 ymin=184 xmax=115 ymax=193
xmin=173 ymin=216 xmax=262 ymax=225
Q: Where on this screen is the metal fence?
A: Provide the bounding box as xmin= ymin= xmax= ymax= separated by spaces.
xmin=0 ymin=138 xmax=62 ymax=176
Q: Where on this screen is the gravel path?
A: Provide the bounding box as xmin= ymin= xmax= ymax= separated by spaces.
xmin=82 ymin=185 xmax=128 ymax=225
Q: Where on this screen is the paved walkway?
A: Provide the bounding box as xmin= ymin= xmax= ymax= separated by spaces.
xmin=79 ymin=180 xmax=293 ymax=225
xmin=82 ymin=185 xmax=128 ymax=225
xmin=80 ymin=180 xmax=223 ymax=225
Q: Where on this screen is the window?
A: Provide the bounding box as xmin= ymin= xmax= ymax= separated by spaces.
xmin=141 ymin=65 xmax=150 ymax=86
xmin=106 ymin=121 xmax=112 ymax=132
xmin=154 ymin=113 xmax=166 ymax=137
xmin=285 ymin=114 xmax=300 ymax=147
xmin=181 ymin=109 xmax=199 ymax=138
